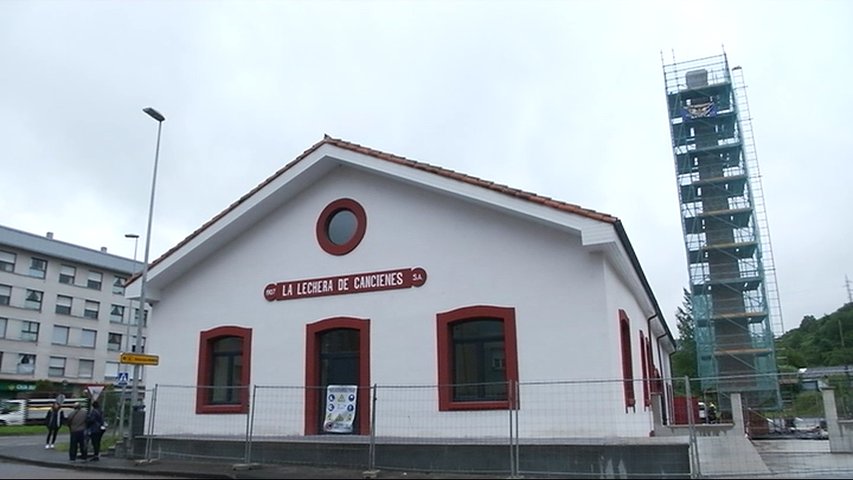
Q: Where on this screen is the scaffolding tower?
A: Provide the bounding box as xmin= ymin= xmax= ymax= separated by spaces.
xmin=662 ymin=52 xmax=783 ymax=410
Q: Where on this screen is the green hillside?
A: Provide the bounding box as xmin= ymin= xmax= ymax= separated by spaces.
xmin=776 ymin=302 xmax=853 ymax=368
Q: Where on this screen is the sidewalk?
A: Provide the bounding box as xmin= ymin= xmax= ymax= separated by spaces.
xmin=0 ymin=435 xmax=493 ymax=479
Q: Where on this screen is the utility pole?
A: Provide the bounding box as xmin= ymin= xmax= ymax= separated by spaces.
xmin=839 ymin=275 xmax=851 ymax=349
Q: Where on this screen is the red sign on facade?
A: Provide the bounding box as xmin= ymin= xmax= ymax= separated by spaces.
xmin=264 ymin=267 xmax=427 ymax=302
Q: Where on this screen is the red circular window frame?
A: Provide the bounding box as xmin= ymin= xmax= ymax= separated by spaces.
xmin=316 ymin=198 xmax=367 ymax=255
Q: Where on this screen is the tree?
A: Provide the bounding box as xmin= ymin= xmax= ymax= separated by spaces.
xmin=776 ymin=303 xmax=853 ymax=368
xmin=671 ymin=288 xmax=698 ymax=381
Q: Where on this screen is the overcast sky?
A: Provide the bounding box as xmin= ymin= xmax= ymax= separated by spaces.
xmin=1 ymin=0 xmax=850 ymax=336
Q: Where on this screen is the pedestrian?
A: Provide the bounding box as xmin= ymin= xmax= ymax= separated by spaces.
xmin=44 ymin=402 xmax=64 ymax=449
xmin=86 ymin=400 xmax=106 ymax=461
xmin=66 ymin=402 xmax=88 ymax=462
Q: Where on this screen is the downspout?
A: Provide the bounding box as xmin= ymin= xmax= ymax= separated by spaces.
xmin=649 ymin=312 xmax=673 ymax=426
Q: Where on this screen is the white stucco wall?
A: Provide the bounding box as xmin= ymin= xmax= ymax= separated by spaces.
xmin=144 ymin=166 xmax=661 ymax=438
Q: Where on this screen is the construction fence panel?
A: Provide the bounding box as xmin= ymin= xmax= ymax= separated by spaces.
xmin=516 ymin=378 xmax=690 ymax=479
xmin=146 ymin=384 xmax=251 ymax=463
xmin=370 ymin=383 xmax=514 ymax=476
xmin=133 ymin=374 xmax=853 ymax=478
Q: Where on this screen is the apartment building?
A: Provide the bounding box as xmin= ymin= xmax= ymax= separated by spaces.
xmin=0 ymin=225 xmax=144 ymax=399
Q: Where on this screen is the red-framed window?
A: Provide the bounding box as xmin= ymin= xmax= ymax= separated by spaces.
xmin=436 ymin=305 xmax=519 ymax=411
xmin=196 ymin=326 xmax=252 ymax=414
xmin=316 ymin=198 xmax=367 ymax=256
xmin=619 ymin=309 xmax=636 ymax=410
xmin=646 ymin=331 xmax=657 ymax=403
xmin=640 ymin=330 xmax=650 ymax=408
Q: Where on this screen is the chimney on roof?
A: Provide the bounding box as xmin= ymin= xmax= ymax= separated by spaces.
xmin=100 ymin=247 xmax=107 ymax=253
xmin=46 ymin=232 xmax=54 ymax=239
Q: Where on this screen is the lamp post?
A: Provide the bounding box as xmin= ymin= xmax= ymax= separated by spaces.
xmin=119 ymin=233 xmax=139 ymax=441
xmin=129 ymin=107 xmax=165 ymax=454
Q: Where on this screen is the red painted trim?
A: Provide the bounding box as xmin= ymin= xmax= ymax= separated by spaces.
xmin=316 ymin=198 xmax=367 ymax=256
xmin=196 ymin=326 xmax=252 ymax=414
xmin=304 ymin=317 xmax=371 ymax=435
xmin=436 ymin=305 xmax=518 ymax=412
xmin=619 ymin=309 xmax=635 ymax=409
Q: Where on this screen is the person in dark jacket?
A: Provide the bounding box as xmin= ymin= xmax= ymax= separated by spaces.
xmin=66 ymin=402 xmax=88 ymax=461
xmin=44 ymin=402 xmax=64 ymax=449
xmin=85 ymin=400 xmax=106 ymax=461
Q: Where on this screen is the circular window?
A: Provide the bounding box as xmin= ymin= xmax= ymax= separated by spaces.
xmin=316 ymin=198 xmax=367 ymax=255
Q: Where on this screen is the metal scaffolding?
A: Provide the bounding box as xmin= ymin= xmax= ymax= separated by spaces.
xmin=662 ymin=52 xmax=783 ymax=410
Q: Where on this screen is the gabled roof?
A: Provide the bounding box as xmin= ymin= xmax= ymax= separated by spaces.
xmin=141 ymin=135 xmax=618 ymax=277
xmin=128 ymin=135 xmax=673 ymax=348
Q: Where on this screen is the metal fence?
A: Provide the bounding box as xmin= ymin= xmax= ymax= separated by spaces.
xmin=116 ymin=373 xmax=853 ymax=478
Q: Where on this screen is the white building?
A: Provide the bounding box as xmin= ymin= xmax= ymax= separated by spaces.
xmin=0 ymin=226 xmax=144 ymax=397
xmin=129 ymin=136 xmax=676 ymax=438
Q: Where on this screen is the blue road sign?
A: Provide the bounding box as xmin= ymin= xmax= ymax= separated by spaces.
xmin=116 ymin=372 xmax=129 ymax=386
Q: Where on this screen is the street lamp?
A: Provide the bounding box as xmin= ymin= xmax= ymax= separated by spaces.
xmin=120 ymin=233 xmax=139 ymax=441
xmin=129 ymin=107 xmax=165 ymax=450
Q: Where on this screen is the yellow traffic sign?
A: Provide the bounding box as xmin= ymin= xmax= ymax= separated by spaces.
xmin=120 ymin=353 xmax=160 ymax=365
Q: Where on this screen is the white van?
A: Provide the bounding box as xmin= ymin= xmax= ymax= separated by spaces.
xmin=0 ymin=397 xmax=88 ymax=426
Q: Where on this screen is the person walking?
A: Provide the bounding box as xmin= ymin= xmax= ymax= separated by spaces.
xmin=66 ymin=402 xmax=88 ymax=462
xmin=85 ymin=400 xmax=106 ymax=461
xmin=44 ymin=402 xmax=64 ymax=449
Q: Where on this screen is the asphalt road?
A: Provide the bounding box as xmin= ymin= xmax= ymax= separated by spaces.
xmin=0 ymin=458 xmax=190 ymax=479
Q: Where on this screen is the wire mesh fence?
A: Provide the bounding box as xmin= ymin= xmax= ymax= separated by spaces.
xmin=118 ymin=372 xmax=853 ymax=478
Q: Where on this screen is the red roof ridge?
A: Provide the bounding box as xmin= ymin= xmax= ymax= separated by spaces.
xmin=322 ymin=136 xmax=619 ymax=223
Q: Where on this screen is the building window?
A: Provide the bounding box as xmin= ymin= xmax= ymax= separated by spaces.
xmin=28 ymin=257 xmax=47 ymax=278
xmin=48 ymin=356 xmax=66 ymax=377
xmin=640 ymin=331 xmax=650 ymax=408
xmin=25 ymin=289 xmax=43 ymax=310
xmin=0 ymin=250 xmax=15 ymax=272
xmin=436 ymin=305 xmax=519 ymax=411
xmin=645 ymin=331 xmax=658 ymax=401
xmin=112 ymin=276 xmax=127 ymax=295
xmin=316 ymin=198 xmax=367 ymax=256
xmin=196 ymin=326 xmax=252 ymax=414
xmin=132 ymin=308 xmax=148 ymax=327
xmin=55 ymin=295 xmax=73 ymax=315
xmin=59 ymin=265 xmax=76 ymax=285
xmin=619 ymin=309 xmax=636 ymax=410
xmin=80 ymin=329 xmax=97 ymax=348
xmin=105 ymin=361 xmax=119 ymax=379
xmin=129 ymin=335 xmax=145 ymax=353
xmin=52 ymin=325 xmax=69 ymax=345
xmin=0 ymin=284 xmax=10 ymax=306
xmin=110 ymin=304 xmax=125 ymax=323
xmin=17 ymin=353 xmax=35 ymax=374
xmin=20 ymin=321 xmax=39 ymax=342
xmin=78 ymin=359 xmax=94 ymax=379
xmin=83 ymin=300 xmax=99 ymax=320
xmin=0 ymin=317 xmax=6 ymax=338
xmin=108 ymin=333 xmax=122 ymax=352
xmin=87 ymin=270 xmax=102 ymax=290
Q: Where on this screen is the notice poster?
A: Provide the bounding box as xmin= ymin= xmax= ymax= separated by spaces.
xmin=323 ymin=385 xmax=357 ymax=433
